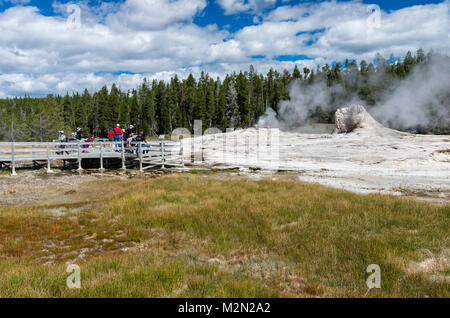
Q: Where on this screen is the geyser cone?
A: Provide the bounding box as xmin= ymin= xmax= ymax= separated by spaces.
xmin=333 ymin=105 xmax=407 ymax=136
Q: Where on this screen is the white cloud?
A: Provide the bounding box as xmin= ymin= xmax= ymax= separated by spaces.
xmin=231 ymin=0 xmax=449 ymax=61
xmin=0 ymin=0 xmax=448 ymax=97
xmin=107 ymin=0 xmax=207 ymax=30
xmin=0 ymin=0 xmax=30 ymax=4
xmin=218 ymin=0 xmax=278 ymax=15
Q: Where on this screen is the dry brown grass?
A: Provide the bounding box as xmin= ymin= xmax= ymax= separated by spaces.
xmin=0 ymin=173 xmax=448 ymax=297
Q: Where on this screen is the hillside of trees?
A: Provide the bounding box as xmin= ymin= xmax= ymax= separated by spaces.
xmin=0 ymin=49 xmax=448 ymax=141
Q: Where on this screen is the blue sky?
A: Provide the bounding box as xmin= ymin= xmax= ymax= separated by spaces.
xmin=0 ymin=0 xmax=448 ymax=96
xmin=1 ymin=1 xmax=444 ymax=31
xmin=1 ymin=1 xmax=444 ymax=16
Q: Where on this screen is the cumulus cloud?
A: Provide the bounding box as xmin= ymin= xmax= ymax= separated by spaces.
xmin=106 ymin=0 xmax=207 ymax=30
xmin=234 ymin=0 xmax=450 ymax=61
xmin=52 ymin=0 xmax=120 ymax=25
xmin=217 ymin=0 xmax=278 ymax=15
xmin=0 ymin=0 xmax=448 ymax=97
xmin=0 ymin=3 xmax=220 ymax=73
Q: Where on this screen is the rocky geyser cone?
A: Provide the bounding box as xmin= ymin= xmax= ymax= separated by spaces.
xmin=334 ymin=105 xmax=383 ymax=133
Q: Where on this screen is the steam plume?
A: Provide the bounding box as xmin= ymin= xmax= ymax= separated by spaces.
xmin=259 ymin=53 xmax=450 ymax=132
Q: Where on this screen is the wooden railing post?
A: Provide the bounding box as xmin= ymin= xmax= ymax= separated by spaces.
xmin=121 ymin=140 xmax=126 ymax=170
xmin=77 ymin=143 xmax=83 ymax=171
xmin=46 ymin=143 xmax=52 ymax=173
xmin=138 ymin=142 xmax=143 ymax=172
xmin=161 ymin=140 xmax=165 ymax=169
xmin=11 ymin=142 xmax=17 ymax=176
xmin=99 ymin=143 xmax=104 ymax=171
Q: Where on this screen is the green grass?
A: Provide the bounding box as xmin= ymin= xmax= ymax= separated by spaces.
xmin=0 ymin=174 xmax=448 ymax=297
xmin=0 ymin=255 xmax=281 ymax=298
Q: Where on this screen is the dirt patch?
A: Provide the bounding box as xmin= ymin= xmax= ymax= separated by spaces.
xmin=0 ymin=170 xmax=173 ymax=208
xmin=408 ymin=249 xmax=450 ymax=283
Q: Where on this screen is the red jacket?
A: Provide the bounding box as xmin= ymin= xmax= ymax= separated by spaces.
xmin=113 ymin=127 xmax=122 ymax=136
xmin=108 ymin=130 xmax=114 ymax=138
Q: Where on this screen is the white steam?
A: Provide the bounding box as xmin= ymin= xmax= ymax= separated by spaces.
xmin=258 ymin=78 xmax=359 ymax=130
xmin=373 ymin=55 xmax=450 ymax=130
xmin=259 ymin=54 xmax=450 ymax=132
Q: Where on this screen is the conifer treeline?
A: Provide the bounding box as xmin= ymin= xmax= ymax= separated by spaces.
xmin=0 ymin=49 xmax=446 ymax=141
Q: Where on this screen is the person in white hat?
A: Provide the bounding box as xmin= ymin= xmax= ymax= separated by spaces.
xmin=125 ymin=125 xmax=134 ymax=140
xmin=58 ymin=130 xmax=67 ymax=142
xmin=113 ymin=125 xmax=123 ymax=143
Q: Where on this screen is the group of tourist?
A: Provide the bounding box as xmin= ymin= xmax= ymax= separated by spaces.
xmin=57 ymin=128 xmax=83 ymax=143
xmin=57 ymin=125 xmax=148 ymax=147
xmin=107 ymin=124 xmax=148 ymax=144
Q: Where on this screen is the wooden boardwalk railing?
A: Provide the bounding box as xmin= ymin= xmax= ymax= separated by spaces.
xmin=0 ymin=140 xmax=184 ymax=175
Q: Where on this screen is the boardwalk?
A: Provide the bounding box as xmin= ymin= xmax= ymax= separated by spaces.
xmin=0 ymin=140 xmax=184 ymax=175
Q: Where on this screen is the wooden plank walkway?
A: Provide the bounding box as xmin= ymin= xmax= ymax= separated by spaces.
xmin=0 ymin=140 xmax=184 ymax=175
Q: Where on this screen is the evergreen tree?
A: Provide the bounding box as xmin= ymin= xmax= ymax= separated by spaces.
xmin=0 ymin=49 xmax=447 ymax=140
xmin=293 ymin=65 xmax=302 ymax=80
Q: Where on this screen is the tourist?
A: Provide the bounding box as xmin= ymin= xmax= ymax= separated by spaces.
xmin=107 ymin=127 xmax=114 ymax=141
xmin=58 ymin=130 xmax=67 ymax=142
xmin=134 ymin=131 xmax=147 ymax=143
xmin=83 ymin=135 xmax=95 ymax=151
xmin=127 ymin=132 xmax=135 ymax=144
xmin=135 ymin=131 xmax=149 ymax=154
xmin=113 ymin=124 xmax=122 ymax=142
xmin=75 ymin=128 xmax=82 ymax=141
xmin=69 ymin=132 xmax=77 ymax=142
xmin=57 ymin=131 xmax=67 ymax=155
xmin=125 ymin=124 xmax=134 ymax=140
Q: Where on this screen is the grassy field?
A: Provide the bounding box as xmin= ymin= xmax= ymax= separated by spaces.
xmin=0 ymin=173 xmax=448 ymax=297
